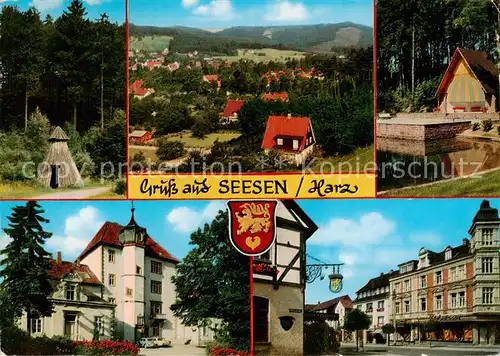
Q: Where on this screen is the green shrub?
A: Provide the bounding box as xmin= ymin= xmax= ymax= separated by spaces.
xmin=472 ymin=122 xmax=480 ymax=131
xmin=156 ymin=138 xmax=185 ymax=161
xmin=304 ymin=321 xmax=339 ymax=355
xmin=482 ymin=119 xmax=493 ymax=132
xmin=1 ymin=327 xmax=75 ymax=355
xmin=114 ymin=179 xmax=126 ymax=195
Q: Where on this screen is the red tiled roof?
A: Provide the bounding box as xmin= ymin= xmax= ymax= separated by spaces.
xmin=203 ymin=75 xmax=221 ymax=89
xmin=436 ymin=48 xmax=499 ymax=97
xmin=78 ymin=221 xmax=179 ymax=263
xmin=129 ymin=80 xmax=153 ymax=97
xmin=222 ymin=99 xmax=245 ymax=117
xmin=261 ymin=115 xmax=312 ymax=151
xmin=49 ymin=259 xmax=102 ymax=285
xmin=146 ymin=60 xmax=162 ymax=70
xmin=262 ymin=93 xmax=289 ymax=102
xmin=305 ymin=295 xmax=353 ymax=312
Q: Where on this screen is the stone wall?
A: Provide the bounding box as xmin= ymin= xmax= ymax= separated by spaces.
xmin=377 ymin=122 xmax=471 ymax=141
xmin=254 ymin=282 xmax=304 ymax=356
xmin=424 ymin=122 xmax=471 ymax=140
xmin=395 ymin=112 xmax=500 ymax=121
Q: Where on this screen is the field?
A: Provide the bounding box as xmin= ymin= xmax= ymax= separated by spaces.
xmin=214 ymin=48 xmax=306 ymax=63
xmin=312 ymin=146 xmax=374 ymax=172
xmin=130 ymin=35 xmax=173 ymax=52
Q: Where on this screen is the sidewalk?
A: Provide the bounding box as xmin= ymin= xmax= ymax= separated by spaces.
xmin=342 ymin=342 xmax=500 ymax=353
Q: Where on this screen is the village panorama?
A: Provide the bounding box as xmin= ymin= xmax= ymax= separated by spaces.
xmin=128 ymin=19 xmax=374 ymax=174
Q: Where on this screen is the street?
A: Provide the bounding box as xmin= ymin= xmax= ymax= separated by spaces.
xmin=139 ymin=344 xmax=206 ymax=356
xmin=338 ymin=344 xmax=500 ymax=356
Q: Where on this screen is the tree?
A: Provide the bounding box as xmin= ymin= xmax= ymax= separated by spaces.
xmin=382 ymin=323 xmax=395 ymax=346
xmin=0 ymin=201 xmax=54 ymax=335
xmin=238 ymin=99 xmax=269 ymax=142
xmin=343 ymin=309 xmax=370 ymax=352
xmin=156 ymin=138 xmax=185 ymax=161
xmin=171 ymin=210 xmax=250 ymax=350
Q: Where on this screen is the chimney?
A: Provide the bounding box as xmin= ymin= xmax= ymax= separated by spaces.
xmin=287 ymin=113 xmax=292 ymax=119
xmin=57 ymin=251 xmax=62 ymax=263
xmin=463 ymin=238 xmax=470 ymax=246
xmin=380 ymin=272 xmax=384 ymax=276
xmin=76 ymin=257 xmax=81 ymax=266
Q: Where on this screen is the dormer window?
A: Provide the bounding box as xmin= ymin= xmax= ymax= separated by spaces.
xmin=66 ymin=284 xmax=76 ymax=300
xmin=445 ymin=248 xmax=452 ymax=261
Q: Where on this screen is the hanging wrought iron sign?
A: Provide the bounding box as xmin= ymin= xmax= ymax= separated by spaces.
xmin=329 ymin=272 xmax=343 ymax=293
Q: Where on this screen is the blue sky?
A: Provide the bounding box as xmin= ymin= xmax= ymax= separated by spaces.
xmin=130 ymin=0 xmax=373 ymax=28
xmin=0 ymin=0 xmax=125 ymax=23
xmin=0 ymin=199 xmax=490 ymax=305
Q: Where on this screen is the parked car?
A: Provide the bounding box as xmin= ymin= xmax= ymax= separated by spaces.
xmin=152 ymin=337 xmax=171 ymax=347
xmin=138 ymin=337 xmax=156 ymax=348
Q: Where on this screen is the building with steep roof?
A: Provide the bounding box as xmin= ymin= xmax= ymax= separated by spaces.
xmin=389 ymin=200 xmax=500 ymax=345
xmin=436 ymin=48 xmax=499 ymax=114
xmin=305 ymin=295 xmax=354 ymax=342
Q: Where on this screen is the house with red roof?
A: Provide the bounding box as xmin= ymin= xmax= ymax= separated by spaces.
xmin=436 ymin=48 xmax=499 ymax=114
xmin=145 ymin=60 xmax=163 ymax=71
xmin=129 ymin=130 xmax=153 ymax=144
xmin=203 ymin=74 xmax=222 ymax=90
xmin=261 ymin=114 xmax=316 ymax=166
xmin=129 ymin=79 xmax=154 ymax=100
xmin=167 ymin=62 xmax=180 ymax=72
xmin=305 ymin=295 xmax=354 ymax=341
xmin=262 ymin=92 xmax=289 ymax=102
xmin=220 ymin=99 xmax=245 ymax=123
xmin=19 ymin=251 xmax=114 ymax=341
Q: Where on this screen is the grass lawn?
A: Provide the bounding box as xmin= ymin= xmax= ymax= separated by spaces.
xmin=166 ymin=131 xmax=242 ymax=148
xmin=312 ymin=146 xmax=375 ymax=172
xmin=130 ymin=35 xmax=172 ymax=52
xmin=129 ymin=146 xmax=158 ymax=162
xmin=89 ymin=190 xmax=123 ymax=199
xmin=214 ymin=48 xmax=306 ymax=63
xmin=0 ymin=178 xmax=107 ymax=199
xmin=381 ymin=168 xmax=500 ymax=197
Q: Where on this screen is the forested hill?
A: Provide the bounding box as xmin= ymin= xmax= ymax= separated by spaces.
xmin=129 ymin=22 xmax=372 ymax=55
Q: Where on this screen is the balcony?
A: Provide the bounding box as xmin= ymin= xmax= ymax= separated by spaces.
xmin=377 ymin=308 xmax=385 ymax=312
xmin=366 ymin=309 xmax=373 ymax=314
xmin=150 ymin=313 xmax=167 ymax=320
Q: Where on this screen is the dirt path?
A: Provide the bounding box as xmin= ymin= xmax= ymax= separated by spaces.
xmin=32 ymin=186 xmax=112 ymax=199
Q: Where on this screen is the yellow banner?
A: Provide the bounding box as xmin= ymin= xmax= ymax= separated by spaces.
xmin=128 ymin=174 xmax=376 ymax=199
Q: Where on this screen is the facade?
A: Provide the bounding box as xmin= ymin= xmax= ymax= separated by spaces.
xmin=261 ymin=115 xmax=316 ymax=166
xmin=389 ymin=200 xmax=500 ymax=345
xmin=353 ymin=271 xmax=397 ymax=344
xmin=220 ymin=99 xmax=245 ymax=123
xmin=19 ymin=254 xmax=114 ymax=341
xmin=305 ymin=295 xmax=353 ymax=341
xmin=129 ymin=130 xmax=153 ymax=144
xmin=129 ymin=80 xmax=154 ymax=100
xmin=253 ymin=200 xmax=318 ymax=356
xmin=436 ymin=48 xmax=498 ymax=114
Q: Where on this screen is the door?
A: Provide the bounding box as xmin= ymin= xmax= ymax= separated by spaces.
xmin=253 ymin=296 xmax=269 ymax=342
xmin=50 ymin=165 xmax=59 ymax=189
xmin=64 ymin=315 xmax=76 ymax=340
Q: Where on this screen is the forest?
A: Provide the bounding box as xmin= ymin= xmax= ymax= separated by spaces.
xmin=377 ymin=0 xmax=498 ymax=112
xmin=0 ymin=0 xmax=126 ymax=193
xmin=130 ymin=47 xmax=373 ymax=172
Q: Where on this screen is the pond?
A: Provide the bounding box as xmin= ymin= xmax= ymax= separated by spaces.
xmin=377 ymin=137 xmax=500 ymax=191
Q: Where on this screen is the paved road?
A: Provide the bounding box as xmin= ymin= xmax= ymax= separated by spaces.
xmin=339 ymin=345 xmax=500 ymax=356
xmin=32 ymin=186 xmax=112 ymax=199
xmin=139 ymin=344 xmax=206 ymax=356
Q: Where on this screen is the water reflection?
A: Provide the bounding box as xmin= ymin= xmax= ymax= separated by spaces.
xmin=377 ymin=138 xmax=500 ymax=191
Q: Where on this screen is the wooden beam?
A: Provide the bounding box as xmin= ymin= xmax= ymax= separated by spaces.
xmin=275 ymin=248 xmax=301 ymax=289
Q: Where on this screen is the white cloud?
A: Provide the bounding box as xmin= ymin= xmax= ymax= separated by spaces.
xmin=192 ymin=0 xmax=234 ymax=18
xmin=167 ymin=201 xmax=225 ymax=233
xmin=265 ymin=0 xmax=308 ymax=22
xmin=309 ymin=212 xmax=396 ymax=246
xmin=182 ymin=0 xmax=199 ymax=8
xmin=30 ymin=0 xmax=63 ymax=11
xmin=84 ymin=0 xmax=102 ymax=4
xmin=46 ymin=206 xmax=104 ymax=259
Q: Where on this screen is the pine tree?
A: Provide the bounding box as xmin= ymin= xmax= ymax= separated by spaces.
xmin=0 ymin=201 xmax=54 ymax=335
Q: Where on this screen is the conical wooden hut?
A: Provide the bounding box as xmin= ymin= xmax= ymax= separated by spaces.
xmin=38 ymin=126 xmax=84 ymax=188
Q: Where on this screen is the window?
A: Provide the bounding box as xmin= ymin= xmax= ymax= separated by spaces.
xmin=108 ymin=274 xmax=116 ymax=286
xmin=404 ymin=279 xmax=410 ymax=292
xmin=482 ymin=258 xmax=494 ymax=274
xmin=445 ymin=249 xmax=452 ymax=260
xmin=401 ymin=265 xmax=407 ymax=273
xmin=151 ymin=301 xmax=162 ymax=315
xmin=377 ymin=316 xmax=384 ymax=326
xmin=435 ymin=295 xmax=442 ymax=310
xmin=420 ymin=297 xmax=426 ymax=312
xmin=257 ymin=250 xmax=271 ymax=261
xmin=108 ymin=298 xmax=116 ymax=305
xmin=277 ymin=138 xmax=283 ymax=146
xmin=108 ymin=249 xmax=115 ymax=263
xmin=136 ymin=265 xmax=142 ymax=275
xmin=436 ymin=271 xmax=442 ymax=285
xmin=450 ymin=267 xmax=456 ymax=282
xmin=95 ymin=316 xmax=104 ymax=335
xmin=450 ymin=293 xmax=457 ymax=308
xmin=292 ymin=140 xmax=299 ymax=150
xmin=482 ymin=287 xmax=494 ymax=304
xmin=66 ymin=284 xmax=76 ymax=300
xmin=458 ymin=265 xmax=465 ymax=279
xmin=420 ymin=276 xmax=427 ymax=288
xmin=459 ymin=291 xmax=466 ymax=307
xmin=395 ymin=302 xmax=400 ymax=314
xmin=152 ymin=324 xmax=160 ymax=337
xmin=126 ymin=288 xmax=133 ymax=296
xmin=394 ymin=282 xmax=400 ymax=293
xmin=377 ymin=301 xmax=384 ymax=311
xmin=482 ymin=229 xmax=494 ymax=246
xmin=253 ymin=296 xmax=269 ymax=342
xmin=151 ymin=261 xmax=162 ymax=275
xmin=151 ymin=280 xmax=162 ymax=294
xmin=404 ymin=300 xmax=410 ymax=313
xmin=366 ymin=303 xmax=373 ymax=313
xmin=30 ymin=318 xmax=42 ymax=334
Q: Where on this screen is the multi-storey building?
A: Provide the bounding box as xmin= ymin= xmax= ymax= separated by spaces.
xmin=389 ymin=200 xmax=500 ymax=345
xmin=353 ymin=271 xmax=397 ymax=344
xmin=305 ymin=295 xmax=353 ymax=341
xmin=252 ymin=200 xmax=318 ymax=356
